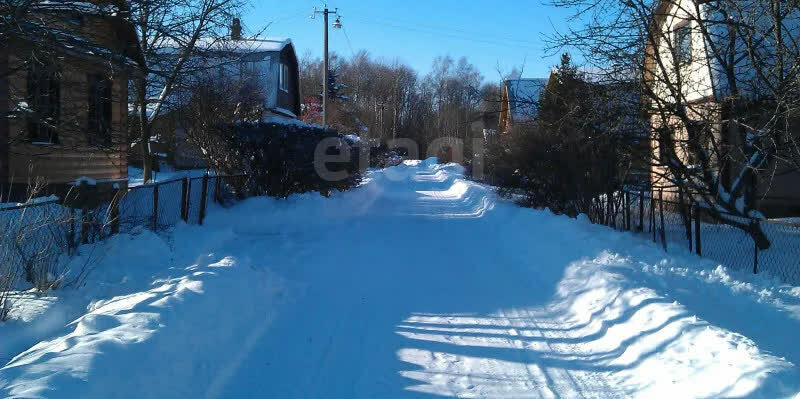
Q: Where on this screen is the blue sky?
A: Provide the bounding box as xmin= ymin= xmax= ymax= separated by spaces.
xmin=242 ymin=0 xmax=577 ymax=85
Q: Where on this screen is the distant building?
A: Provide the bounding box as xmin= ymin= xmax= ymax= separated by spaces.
xmin=498 ymin=78 xmax=548 ymax=134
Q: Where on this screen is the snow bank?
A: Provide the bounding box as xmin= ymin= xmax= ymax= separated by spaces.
xmin=0 ymin=226 xmax=290 ymax=398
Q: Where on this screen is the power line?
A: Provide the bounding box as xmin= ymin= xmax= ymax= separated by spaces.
xmin=346 ymin=16 xmax=543 ymax=52
xmin=340 ymin=25 xmax=356 ymax=59
xmin=346 ymin=11 xmax=545 ymax=48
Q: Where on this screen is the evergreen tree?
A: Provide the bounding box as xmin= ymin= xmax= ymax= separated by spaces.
xmin=326 ymin=68 xmax=348 ymax=100
xmin=538 ymin=53 xmax=591 ymax=142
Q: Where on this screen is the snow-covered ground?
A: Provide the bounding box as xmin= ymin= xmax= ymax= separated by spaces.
xmin=2 ymin=158 xmax=799 ymax=398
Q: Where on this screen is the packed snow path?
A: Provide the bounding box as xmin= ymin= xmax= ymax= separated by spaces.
xmin=2 ymin=159 xmax=799 ymax=398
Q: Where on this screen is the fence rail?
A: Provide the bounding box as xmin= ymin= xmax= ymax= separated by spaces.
xmin=603 ymin=189 xmax=800 ymax=285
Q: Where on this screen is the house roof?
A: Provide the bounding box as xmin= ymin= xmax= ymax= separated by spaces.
xmin=180 ymin=37 xmax=293 ymax=55
xmin=504 ymin=78 xmax=548 ymax=122
xmin=9 ymin=21 xmax=144 ymax=70
xmin=29 ymin=1 xmax=121 ymax=15
xmin=4 ymin=0 xmax=146 ymax=69
xmin=230 ymin=37 xmax=292 ymax=53
xmin=158 ymin=37 xmax=295 ymax=64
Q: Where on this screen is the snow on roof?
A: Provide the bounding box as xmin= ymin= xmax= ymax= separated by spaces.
xmin=31 ymin=1 xmax=120 ymax=15
xmin=505 ymin=78 xmax=548 ymax=122
xmin=175 ymin=37 xmax=293 ymax=54
xmin=13 ymin=20 xmax=141 ymax=68
xmin=232 ymin=37 xmax=292 ymax=53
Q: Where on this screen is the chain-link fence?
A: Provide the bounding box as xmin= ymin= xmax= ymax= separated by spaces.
xmin=1 ymin=174 xmax=250 ymax=294
xmin=1 ymin=200 xmax=72 ymax=290
xmin=603 ymin=189 xmax=800 ymax=285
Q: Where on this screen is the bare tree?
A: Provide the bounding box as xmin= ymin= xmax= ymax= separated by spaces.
xmin=548 ymin=0 xmax=800 ymax=248
xmin=128 ymin=0 xmax=245 ymax=182
xmin=173 ymin=70 xmax=266 ymax=172
xmin=298 ymin=50 xmax=496 ymax=158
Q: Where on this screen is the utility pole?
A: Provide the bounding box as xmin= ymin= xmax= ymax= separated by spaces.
xmin=311 ymin=6 xmax=341 ymax=128
xmin=376 ymin=102 xmax=386 ymax=139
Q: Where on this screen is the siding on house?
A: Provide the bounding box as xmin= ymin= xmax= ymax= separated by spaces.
xmin=0 ymin=49 xmax=8 ymax=186
xmin=650 ymin=0 xmax=716 ymax=104
xmin=0 ymin=1 xmax=141 ymax=196
xmin=3 ymin=47 xmax=129 ymax=185
xmin=275 ymin=45 xmax=300 ymax=117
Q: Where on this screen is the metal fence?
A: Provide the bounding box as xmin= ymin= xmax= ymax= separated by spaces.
xmin=118 ymin=174 xmax=249 ymax=233
xmin=603 ymin=190 xmax=800 ymax=285
xmin=1 ymin=174 xmax=250 ymax=286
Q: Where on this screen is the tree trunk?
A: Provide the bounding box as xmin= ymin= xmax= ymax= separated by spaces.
xmin=136 ymin=76 xmax=152 ymax=182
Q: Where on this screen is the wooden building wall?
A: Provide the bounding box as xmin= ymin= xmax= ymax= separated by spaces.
xmin=276 ymin=44 xmax=300 ymax=116
xmin=0 ymin=49 xmax=9 ymax=189
xmin=1 ymin=8 xmax=130 ymax=189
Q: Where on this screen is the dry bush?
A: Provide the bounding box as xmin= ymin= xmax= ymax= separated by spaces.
xmin=0 ymin=181 xmax=108 ymax=320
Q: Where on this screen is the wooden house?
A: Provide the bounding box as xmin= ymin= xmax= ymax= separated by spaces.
xmin=172 ymin=19 xmax=301 ymax=168
xmin=0 ymin=0 xmax=144 ymax=200
xmin=498 ymin=77 xmax=548 ymax=134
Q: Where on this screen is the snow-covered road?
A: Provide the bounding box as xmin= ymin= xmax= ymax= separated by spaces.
xmin=2 ymin=159 xmax=799 ymax=398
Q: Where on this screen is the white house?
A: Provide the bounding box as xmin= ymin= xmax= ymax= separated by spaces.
xmin=644 ymin=0 xmax=800 ymax=215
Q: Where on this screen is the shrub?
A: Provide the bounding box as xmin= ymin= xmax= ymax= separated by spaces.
xmin=194 ymin=122 xmax=364 ymax=198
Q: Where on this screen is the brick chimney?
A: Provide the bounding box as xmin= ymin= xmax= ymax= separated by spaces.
xmin=231 ymin=18 xmax=242 ymax=40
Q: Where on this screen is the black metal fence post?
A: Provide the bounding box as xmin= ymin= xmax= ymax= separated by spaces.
xmin=199 ymin=173 xmax=209 ymax=225
xmin=68 ymin=208 xmax=76 ymax=254
xmin=639 ymin=191 xmax=644 ymax=231
xmin=180 ymin=177 xmax=189 ymax=222
xmin=214 ymin=176 xmax=221 ymax=204
xmin=694 ymin=205 xmax=702 ymax=256
xmin=659 ymin=190 xmax=667 ymax=251
xmin=625 ymin=191 xmax=631 ymax=231
xmin=753 ymin=220 xmax=760 ymax=274
xmin=152 ymin=183 xmax=159 ymax=232
xmin=651 ymin=190 xmax=656 ymax=241
xmin=687 ymin=199 xmax=693 ymax=253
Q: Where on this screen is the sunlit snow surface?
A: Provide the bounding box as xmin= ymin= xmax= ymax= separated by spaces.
xmin=1 ymin=158 xmax=799 ymax=398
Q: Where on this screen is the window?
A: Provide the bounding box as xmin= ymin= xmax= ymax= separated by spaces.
xmin=27 ymin=61 xmax=60 ymax=144
xmin=686 ymin=120 xmax=709 ymax=165
xmin=674 ymin=23 xmax=692 ymax=65
xmin=239 ymin=61 xmax=259 ymax=81
xmin=88 ymin=74 xmax=112 ymax=146
xmin=279 ymin=63 xmax=289 ymax=92
xmin=657 ymin=126 xmax=673 ymax=163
